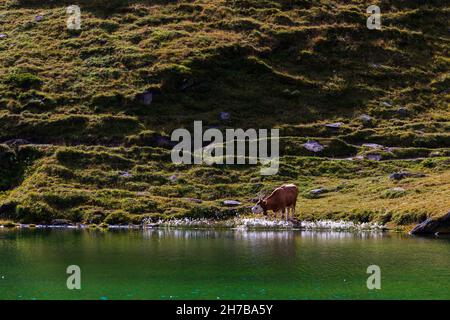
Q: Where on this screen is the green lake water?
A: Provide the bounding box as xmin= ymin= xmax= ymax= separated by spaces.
xmin=0 ymin=228 xmax=449 ymax=300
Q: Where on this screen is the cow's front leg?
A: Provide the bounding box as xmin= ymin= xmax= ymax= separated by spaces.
xmin=281 ymin=208 xmax=287 ymax=221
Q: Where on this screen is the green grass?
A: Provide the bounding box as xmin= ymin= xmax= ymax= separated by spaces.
xmin=0 ymin=0 xmax=448 ymax=228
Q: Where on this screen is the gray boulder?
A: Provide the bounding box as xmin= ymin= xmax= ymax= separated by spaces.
xmin=366 ymin=154 xmax=382 ymax=161
xmin=389 ymin=172 xmax=409 ymax=180
xmin=397 ymin=107 xmax=409 ymax=116
xmin=303 ymin=140 xmax=324 ymax=153
xmin=359 ymin=114 xmax=373 ymax=125
xmin=220 ymin=112 xmax=231 ymax=121
xmin=4 ymin=139 xmax=31 ymax=146
xmin=119 ymin=171 xmax=132 ymax=178
xmin=410 ymin=212 xmax=450 ymax=235
xmin=51 ymin=219 xmax=72 ymax=226
xmin=136 ymin=91 xmax=153 ymax=106
xmin=309 ymin=188 xmax=326 ymax=197
xmin=223 ymin=200 xmax=241 ymax=207
xmin=325 ymin=122 xmax=343 ymax=129
xmin=389 ymin=171 xmax=426 ymax=180
xmin=363 ymin=143 xmax=384 ymax=149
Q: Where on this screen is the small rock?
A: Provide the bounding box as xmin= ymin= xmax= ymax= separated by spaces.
xmin=223 ymin=200 xmax=241 ymax=207
xmin=362 ymin=143 xmax=384 ymax=149
xmin=366 ymin=154 xmax=382 ymax=161
xmin=389 ymin=172 xmax=408 ymax=180
xmin=397 ymin=107 xmax=408 ymax=116
xmin=381 ymin=101 xmax=393 ymax=107
xmin=142 ymin=91 xmax=153 ymax=106
xmin=386 ymin=147 xmax=395 ymax=153
xmin=35 ymin=15 xmax=44 ymax=22
xmin=382 ymin=187 xmax=407 ymax=199
xmin=309 ymin=188 xmax=326 ymax=196
xmin=24 ymin=98 xmax=45 ymax=109
xmin=135 ymin=91 xmax=153 ymax=106
xmin=187 ymin=198 xmax=203 ymax=204
xmin=389 ymin=171 xmax=425 ymax=180
xmin=430 ymin=151 xmax=443 ymax=157
xmin=359 ymin=114 xmax=373 ymax=125
xmin=51 ymin=219 xmax=72 ymax=226
xmin=0 ymin=34 xmax=7 ymax=39
xmin=220 ymin=112 xmax=230 ymax=121
xmin=325 ymin=122 xmax=343 ymax=129
xmin=119 ymin=171 xmax=132 ymax=178
xmin=3 ymin=139 xmax=31 ymax=146
xmin=169 ymin=175 xmax=177 ymax=182
xmin=303 ymin=140 xmax=324 ymax=153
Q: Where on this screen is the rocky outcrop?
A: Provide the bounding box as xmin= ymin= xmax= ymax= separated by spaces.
xmin=51 ymin=219 xmax=72 ymax=226
xmin=389 ymin=171 xmax=426 ymax=180
xmin=410 ymin=212 xmax=450 ymax=235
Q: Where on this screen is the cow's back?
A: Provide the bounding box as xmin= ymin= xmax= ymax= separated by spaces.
xmin=281 ymin=184 xmax=298 ymax=205
xmin=266 ymin=184 xmax=298 ymax=208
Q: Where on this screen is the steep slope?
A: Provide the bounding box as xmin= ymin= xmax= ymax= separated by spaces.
xmin=0 ymin=0 xmax=449 ymax=229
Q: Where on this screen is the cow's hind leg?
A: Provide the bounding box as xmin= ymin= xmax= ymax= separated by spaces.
xmin=292 ymin=200 xmax=297 ymax=220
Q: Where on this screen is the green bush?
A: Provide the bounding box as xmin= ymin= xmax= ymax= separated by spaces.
xmin=15 ymin=203 xmax=57 ymax=224
xmin=381 ymin=188 xmax=407 ymax=199
xmin=104 ymin=210 xmax=131 ymax=225
xmin=5 ymin=73 xmax=43 ymax=90
xmin=82 ymin=207 xmax=106 ymax=224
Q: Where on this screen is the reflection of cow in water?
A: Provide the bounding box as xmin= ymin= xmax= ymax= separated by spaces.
xmin=251 ymin=184 xmax=298 ymax=220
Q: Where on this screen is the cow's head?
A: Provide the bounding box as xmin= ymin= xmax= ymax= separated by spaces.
xmin=251 ymin=199 xmax=267 ymax=215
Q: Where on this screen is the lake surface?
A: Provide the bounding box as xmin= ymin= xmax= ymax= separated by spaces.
xmin=0 ymin=228 xmax=449 ymax=300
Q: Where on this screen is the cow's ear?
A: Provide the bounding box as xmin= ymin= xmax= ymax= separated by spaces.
xmin=262 ymin=199 xmax=267 ymax=206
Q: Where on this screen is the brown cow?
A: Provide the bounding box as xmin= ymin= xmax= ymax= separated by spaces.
xmin=251 ymin=184 xmax=298 ymax=220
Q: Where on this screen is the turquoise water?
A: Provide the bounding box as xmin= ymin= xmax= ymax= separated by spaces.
xmin=0 ymin=228 xmax=449 ymax=300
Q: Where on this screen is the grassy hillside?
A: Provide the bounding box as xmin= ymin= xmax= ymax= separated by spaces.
xmin=0 ymin=0 xmax=449 ymax=229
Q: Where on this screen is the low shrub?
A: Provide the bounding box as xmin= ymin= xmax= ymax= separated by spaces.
xmin=5 ymin=73 xmax=43 ymax=90
xmin=15 ymin=202 xmax=57 ymax=224
xmin=104 ymin=210 xmax=131 ymax=225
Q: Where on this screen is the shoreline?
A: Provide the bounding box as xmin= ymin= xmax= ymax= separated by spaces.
xmin=0 ymin=217 xmax=388 ymax=232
